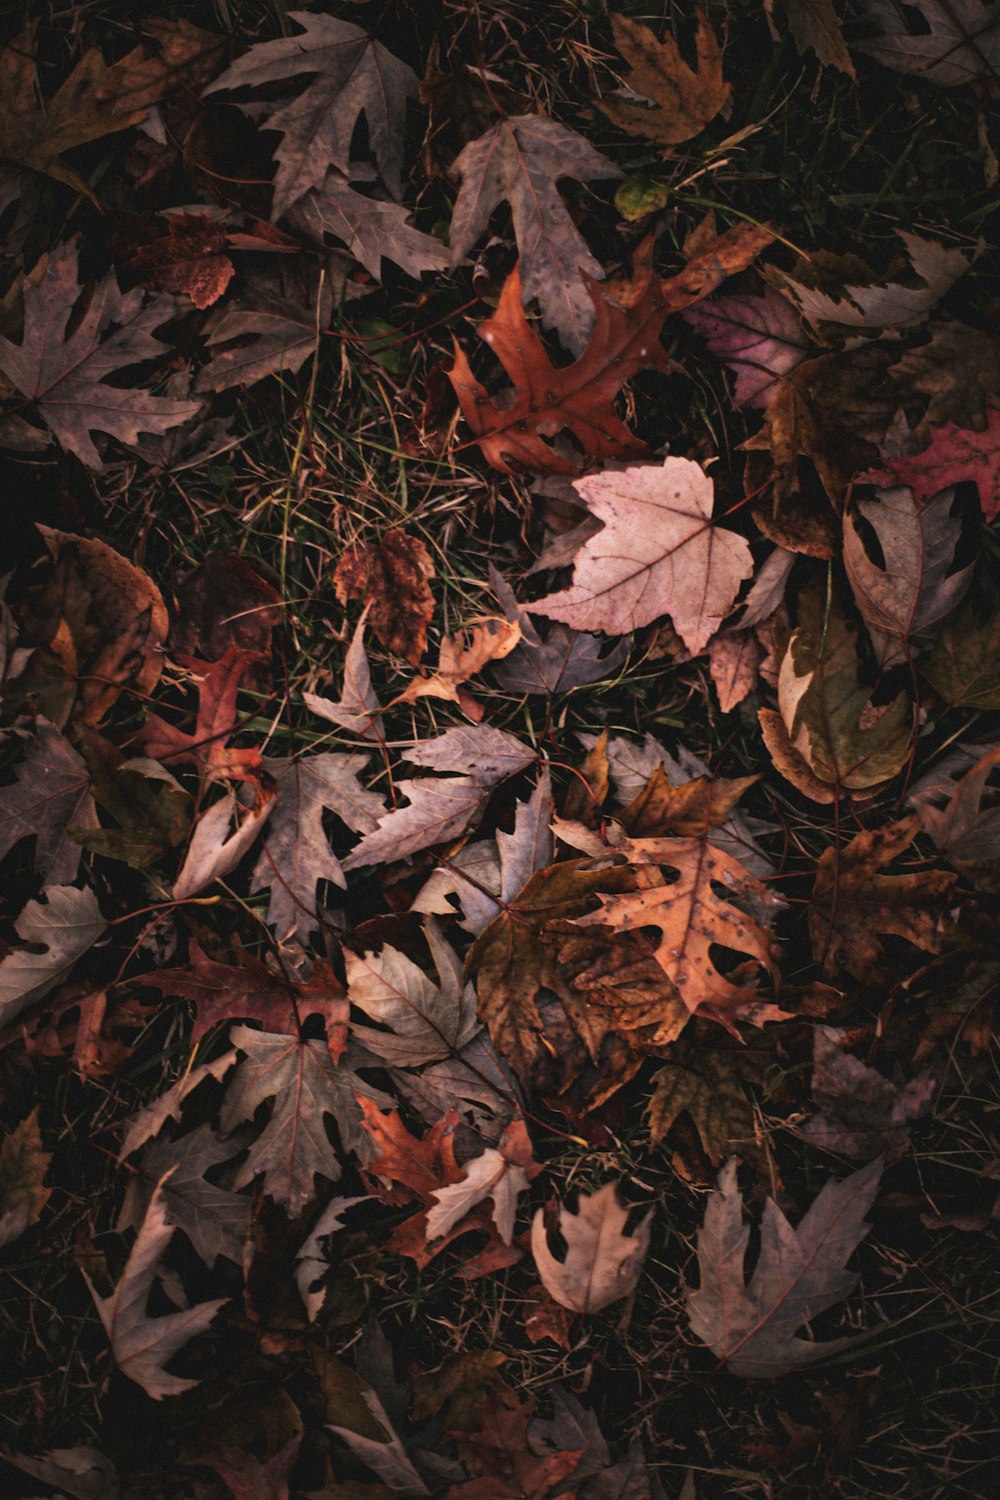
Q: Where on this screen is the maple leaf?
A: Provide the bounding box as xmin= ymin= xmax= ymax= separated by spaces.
xmin=334 ymin=530 xmax=435 ymax=665
xmin=857 ymin=0 xmax=1000 ymax=85
xmin=0 ymin=1109 xmax=51 ymax=1250
xmin=295 ymin=1195 xmax=366 ymax=1320
xmin=843 ymin=485 xmax=973 ymax=670
xmin=250 ymin=753 xmax=385 ymax=939
xmin=916 ymin=742 xmax=1000 ymax=891
xmin=303 ymin=614 xmax=385 ymax=740
xmin=195 ymin=264 xmax=334 ymax=392
xmin=426 ymin=1120 xmax=540 ymax=1246
xmin=342 ymin=727 xmax=534 ymax=870
xmin=797 ymin=1026 xmax=935 ymax=1163
xmin=531 ymin=1181 xmax=651 ymax=1313
xmin=760 ymin=582 xmax=912 ymax=803
xmin=291 ymin=170 xmax=449 ymax=280
xmin=531 ymin=457 xmax=753 ymax=654
xmin=809 ymin=815 xmax=956 ymax=981
xmin=0 ymin=717 xmax=96 ymax=885
xmin=574 ymin=836 xmax=782 ymax=1018
xmin=601 ymin=10 xmax=731 ymax=145
xmin=0 ymin=886 xmax=106 ymax=1030
xmin=448 ymin=114 xmax=623 ymax=353
xmin=205 ymin=11 xmax=419 ymax=215
xmin=777 ymin=0 xmax=857 ymax=75
xmin=346 ymin=919 xmax=479 ymax=1067
xmin=220 ymin=1025 xmax=389 ymax=1214
xmin=171 ymin=784 xmax=276 ymax=901
xmin=682 ymin=283 xmax=812 ymax=408
xmin=862 ymin=401 xmax=1000 ymax=519
xmin=118 ymin=1050 xmax=238 ymax=1161
xmin=138 ymin=644 xmax=264 ymax=783
xmin=119 ymin=1124 xmax=250 ymax=1268
xmin=686 ymin=1157 xmax=882 ymax=1377
xmin=82 ymin=1177 xmax=227 ymax=1399
xmin=765 ymin=232 xmax=977 ymax=334
xmin=0 ymin=242 xmax=200 ymax=469
xmin=449 ymin=227 xmax=771 ymax=475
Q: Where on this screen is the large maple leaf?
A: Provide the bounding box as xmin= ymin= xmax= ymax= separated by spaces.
xmin=0 ymin=242 xmax=200 ymax=469
xmin=205 ymin=11 xmax=418 ymax=216
xmin=530 ymin=457 xmax=754 ymax=653
xmin=857 ymin=0 xmax=1000 ymax=85
xmin=449 ymin=226 xmax=772 ymax=475
xmin=600 ymin=10 xmax=731 ymax=145
xmin=448 ymin=114 xmax=623 ymax=353
xmin=291 ymin=170 xmax=449 ymax=281
xmin=686 ymin=1157 xmax=882 ymax=1377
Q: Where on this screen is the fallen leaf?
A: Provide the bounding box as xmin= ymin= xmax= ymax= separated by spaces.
xmin=202 ymin=1433 xmax=302 ymax=1500
xmin=443 ymin=1396 xmax=582 ymax=1499
xmin=809 ymin=815 xmax=956 ymax=981
xmin=921 ymin=601 xmax=1000 ymax=709
xmin=0 ymin=717 xmax=97 ymax=885
xmin=426 ymin=1122 xmax=539 ymax=1245
xmin=82 ymin=1177 xmax=227 ymax=1399
xmin=118 ymin=1050 xmax=238 ymax=1161
xmin=303 ymin=613 xmax=384 ymax=740
xmin=346 ymin=918 xmax=480 ymax=1067
xmin=0 ymin=885 xmax=106 ymax=1029
xmin=888 ymin=321 xmax=1000 ymax=435
xmin=391 ymin=617 xmax=521 ymax=718
xmin=777 ymin=0 xmax=857 ymax=76
xmin=917 ymin=743 xmax=1000 ymax=891
xmin=291 ymin=170 xmax=449 ymax=280
xmin=602 ymin=11 xmax=731 ymax=145
xmin=862 ymin=401 xmax=1000 ymax=519
xmin=531 ymin=1180 xmax=651 ymax=1313
xmin=138 ymin=644 xmax=265 ymax=783
xmin=843 ymin=485 xmax=973 ymax=669
xmin=531 ymin=457 xmax=753 ymax=654
xmin=0 ymin=1109 xmax=51 ymax=1249
xmin=797 ymin=1026 xmax=934 ymax=1162
xmin=295 ymin=1196 xmax=366 ymax=1321
xmin=126 ymin=211 xmax=234 ymax=309
xmin=119 ymin=1125 xmax=250 ymax=1268
xmin=857 ymin=0 xmax=1000 ymax=85
xmin=0 ymin=242 xmax=200 ymax=468
xmin=170 ymin=553 xmax=282 ymax=676
xmin=205 ymin=12 xmax=419 ymax=215
xmin=195 ymin=264 xmax=334 ymax=392
xmin=72 ymin=731 xmax=191 ymax=870
xmin=334 ymin=530 xmax=435 ymax=666
xmin=707 ymin=629 xmax=764 ymax=712
xmin=683 ymin=283 xmax=812 ymax=408
xmin=648 ymin=1023 xmax=776 ymax=1164
xmin=3 ymin=1444 xmax=119 ymax=1500
xmin=686 ymin=1157 xmax=882 ymax=1377
xmin=172 ymin=784 xmax=276 ymax=901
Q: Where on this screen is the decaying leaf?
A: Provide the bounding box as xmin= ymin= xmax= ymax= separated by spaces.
xmin=426 ymin=1120 xmax=540 ymax=1246
xmin=0 ymin=885 xmax=106 ymax=1029
xmin=857 ymin=0 xmax=1000 ymax=85
xmin=531 ymin=1181 xmax=651 ymax=1313
xmin=138 ymin=644 xmax=264 ymax=783
xmin=171 ymin=783 xmax=276 ymax=901
xmin=776 ymin=0 xmax=857 ymax=76
xmin=686 ymin=1157 xmax=882 ymax=1377
xmin=921 ymin=601 xmax=1000 ymax=709
xmin=809 ymin=815 xmax=956 ymax=981
xmin=602 ymin=11 xmax=731 ymax=146
xmin=0 ymin=1109 xmax=52 ymax=1249
xmin=83 ymin=1177 xmax=227 ymax=1399
xmin=290 ymin=170 xmax=449 ymax=281
xmin=648 ymin=1023 xmax=776 ymax=1165
xmin=532 ymin=457 xmax=753 ymax=654
xmin=0 ymin=717 xmax=96 ymax=885
xmin=118 ymin=1124 xmax=250 ymax=1268
xmin=683 ymin=283 xmax=812 ymax=408
xmin=862 ymin=401 xmax=1000 ymax=519
xmin=391 ymin=617 xmax=521 ymax=719
xmin=194 ymin=264 xmax=334 ymax=392
xmin=916 ymin=743 xmax=1000 ymax=891
xmin=797 ymin=1026 xmax=934 ymax=1162
xmin=334 ymin=530 xmax=435 ymax=666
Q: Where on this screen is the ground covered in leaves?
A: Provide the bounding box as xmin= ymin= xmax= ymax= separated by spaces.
xmin=1 ymin=1 xmax=1000 ymax=1496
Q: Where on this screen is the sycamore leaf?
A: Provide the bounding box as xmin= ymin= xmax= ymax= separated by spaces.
xmin=574 ymin=836 xmax=782 ymax=1017
xmin=809 ymin=815 xmax=956 ymax=981
xmin=118 ymin=1050 xmax=238 ymax=1161
xmin=291 ymin=170 xmax=448 ymax=280
xmin=328 ymin=1387 xmax=430 ymax=1496
xmin=171 ymin=784 xmax=276 ymax=901
xmin=601 ymin=11 xmax=731 ymax=145
xmin=916 ymin=743 xmax=1000 ymax=891
xmin=857 ymin=0 xmax=1000 ymax=85
xmin=493 ymin=620 xmax=629 ymax=695
xmin=0 ymin=242 xmax=200 ymax=469
xmin=346 ymin=918 xmax=480 ymax=1066
xmin=862 ymin=401 xmax=1000 ymax=519
xmin=0 ymin=1109 xmax=51 ymax=1249
xmin=797 ymin=1026 xmax=934 ymax=1162
xmin=0 ymin=717 xmax=96 ymax=885
xmin=0 ymin=885 xmax=106 ymax=1029
xmin=686 ymin=1157 xmax=882 ymax=1377
xmin=220 ymin=1025 xmax=389 ymax=1214
xmin=531 ymin=458 xmax=752 ymax=653
xmin=295 ymin=1195 xmax=366 ymax=1320
xmin=83 ymin=1178 xmax=227 ymax=1399
xmin=843 ymin=486 xmax=973 ymax=670
xmin=250 ymin=753 xmax=385 ymax=939
xmin=119 ymin=1125 xmax=250 ymax=1268
xmin=682 ymin=284 xmax=812 ymax=408
xmin=448 ymin=114 xmax=622 ymax=354
xmin=531 ymin=1181 xmax=651 ymax=1313
xmin=764 ymin=582 xmax=912 ymax=801
xmin=303 ymin=614 xmax=384 ymax=740
xmin=205 ymin=11 xmax=418 ymax=215
xmin=777 ymin=0 xmax=857 ymax=76
xmin=765 ymin=232 xmax=977 ymax=334
xmin=195 ymin=266 xmax=334 ymax=392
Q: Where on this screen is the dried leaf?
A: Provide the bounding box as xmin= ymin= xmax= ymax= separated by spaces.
xmin=346 ymin=918 xmax=480 ymax=1067
xmin=0 ymin=1109 xmax=51 ymax=1249
xmin=532 ymin=458 xmax=753 ymax=654
xmin=126 ymin=211 xmax=234 ymax=309
xmin=777 ymin=0 xmax=857 ymax=76
xmin=682 ymin=284 xmax=811 ymax=408
xmin=172 ymin=784 xmax=276 ymax=901
xmin=707 ymin=630 xmax=763 ymax=712
xmin=170 ymin=553 xmax=282 ymax=673
xmin=917 ymin=743 xmax=1000 ymax=891
xmin=119 ymin=1125 xmax=250 ymax=1267
xmin=83 ymin=1177 xmax=227 ymax=1399
xmin=295 ymin=1196 xmax=366 ymax=1321
xmin=392 ymin=617 xmax=521 ymax=718
xmin=921 ymin=601 xmax=1000 ymax=709
xmin=862 ymin=401 xmax=1000 ymax=519
xmin=291 ymin=171 xmax=449 ymax=280
xmin=195 ymin=266 xmax=333 ymax=392
xmin=138 ymin=644 xmax=264 ymax=783
xmin=648 ymin=1025 xmax=775 ymax=1164
xmin=531 ymin=1181 xmax=651 ymax=1312
xmin=686 ymin=1157 xmax=882 ymax=1377
xmin=303 ymin=614 xmax=384 ymax=740
xmin=0 ymin=885 xmax=106 ymax=1029
xmin=334 ymin=531 xmax=435 ymax=666
xmin=602 ymin=11 xmax=731 ymax=145
xmin=0 ymin=717 xmax=96 ymax=885
xmin=118 ymin=1050 xmax=238 ymax=1161
xmin=857 ymin=0 xmax=1000 ymax=85
xmin=426 ymin=1127 xmax=537 ymax=1245
xmin=797 ymin=1026 xmax=934 ymax=1162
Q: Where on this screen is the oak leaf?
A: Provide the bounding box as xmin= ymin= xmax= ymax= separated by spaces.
xmin=448 ymin=114 xmax=623 ymax=353
xmin=602 ymin=11 xmax=731 ymax=145
xmin=857 ymin=0 xmax=1000 ymax=85
xmin=531 ymin=457 xmax=753 ymax=653
xmin=0 ymin=885 xmax=106 ymax=1030
xmin=138 ymin=644 xmax=264 ymax=783
xmin=82 ymin=1177 xmax=227 ymax=1399
xmin=862 ymin=401 xmax=1000 ymax=519
xmin=682 ymin=283 xmax=811 ymax=408
xmin=843 ymin=485 xmax=973 ymax=669
xmin=531 ymin=1181 xmax=651 ymax=1313
xmin=205 ymin=12 xmax=418 ymax=215
xmin=0 ymin=718 xmax=96 ymax=885
xmin=809 ymin=815 xmax=956 ymax=981
xmin=0 ymin=242 xmax=200 ymax=469
xmin=686 ymin=1157 xmax=882 ymax=1377
xmin=334 ymin=529 xmax=435 ymax=665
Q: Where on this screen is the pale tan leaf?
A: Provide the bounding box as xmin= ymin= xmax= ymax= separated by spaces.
xmin=531 ymin=1181 xmax=651 ymax=1313
xmin=0 ymin=885 xmax=106 ymax=1028
xmin=172 ymin=785 xmax=275 ymax=900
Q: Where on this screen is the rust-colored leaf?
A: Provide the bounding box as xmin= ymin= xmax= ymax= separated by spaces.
xmin=334 ymin=530 xmax=435 ymax=665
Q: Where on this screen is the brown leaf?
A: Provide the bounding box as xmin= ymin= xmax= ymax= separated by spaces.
xmin=531 ymin=1180 xmax=651 ymax=1313
xmin=334 ymin=530 xmax=435 ymax=666
xmin=443 ymin=1397 xmax=583 ymax=1500
xmin=391 ymin=618 xmax=521 ymax=719
xmin=0 ymin=717 xmax=97 ymax=884
xmin=602 ymin=10 xmax=731 ymax=145
xmin=648 ymin=1022 xmax=776 ymax=1165
xmin=170 ymin=552 xmax=281 ymax=684
xmin=126 ymin=211 xmax=234 ymax=309
xmin=619 ymin=766 xmax=759 ymax=837
xmin=809 ymin=815 xmax=956 ymax=982
xmin=797 ymin=1026 xmax=934 ymax=1162
xmin=707 ymin=630 xmax=764 ymax=713
xmin=916 ymin=743 xmax=1000 ymax=892
xmin=778 ymin=0 xmax=856 ymax=76
xmin=137 ymin=643 xmax=264 ymax=783
xmin=0 ymin=1108 xmax=51 ymax=1249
